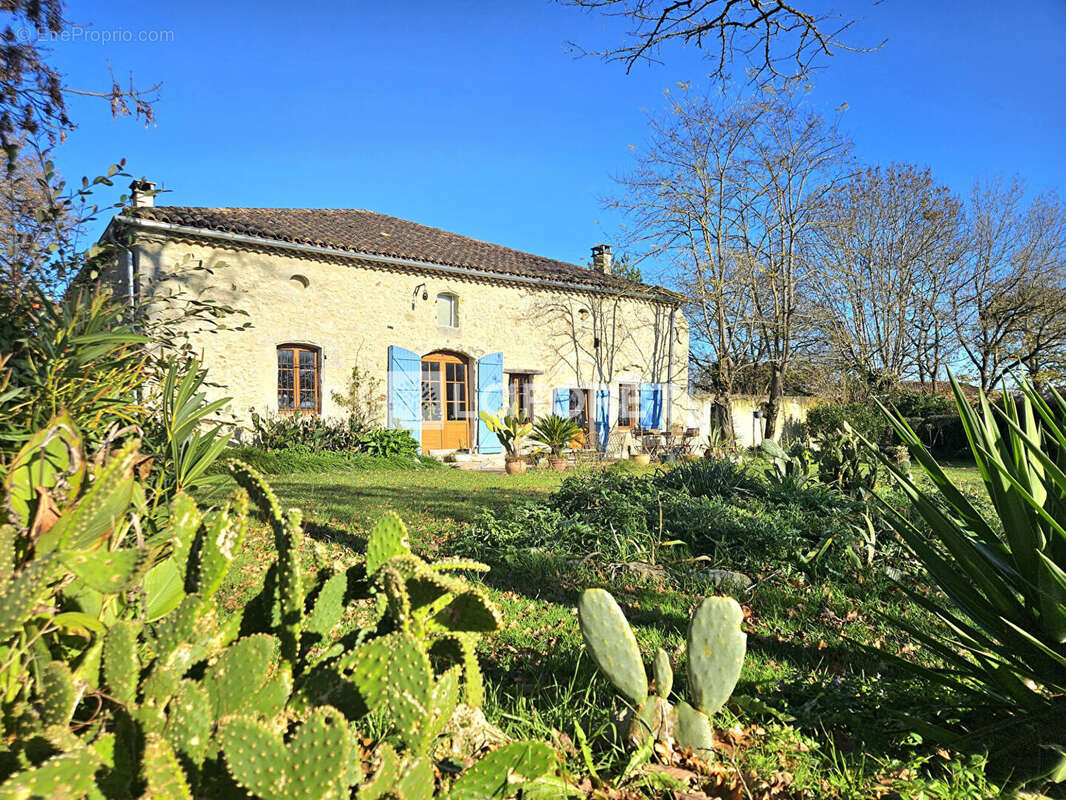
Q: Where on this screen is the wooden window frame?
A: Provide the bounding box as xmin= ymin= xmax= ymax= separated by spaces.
xmin=508 ymin=373 xmax=534 ymax=420
xmin=618 ymin=383 xmax=638 ymax=429
xmin=436 ymin=292 xmax=459 ymax=328
xmin=277 ymin=344 xmax=321 ymax=415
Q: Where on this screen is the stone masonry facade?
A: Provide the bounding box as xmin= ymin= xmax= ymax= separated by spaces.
xmin=108 ymin=220 xmax=690 ymax=454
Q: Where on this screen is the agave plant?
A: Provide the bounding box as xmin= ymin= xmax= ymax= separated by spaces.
xmin=873 ymin=375 xmax=1066 ymax=778
xmin=530 ymin=414 xmax=583 ymax=457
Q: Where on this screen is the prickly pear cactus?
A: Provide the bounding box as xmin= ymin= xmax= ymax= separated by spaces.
xmin=219 ymin=707 xmax=352 ymax=800
xmin=577 ymin=588 xmax=648 ymax=705
xmin=576 ymin=588 xmax=747 ymax=760
xmin=687 ymin=596 xmax=746 ymax=717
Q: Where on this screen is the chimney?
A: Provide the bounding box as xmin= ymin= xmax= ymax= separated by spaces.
xmin=129 ymin=178 xmax=157 ymax=208
xmin=591 ymin=243 xmax=613 ymax=274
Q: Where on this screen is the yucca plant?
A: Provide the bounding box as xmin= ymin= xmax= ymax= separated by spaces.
xmin=873 ymin=375 xmax=1066 ymax=779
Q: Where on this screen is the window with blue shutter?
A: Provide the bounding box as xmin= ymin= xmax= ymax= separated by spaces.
xmin=387 ymin=346 xmax=421 ymax=451
xmin=476 ymin=353 xmax=504 ymax=453
xmin=639 ymin=383 xmax=663 ymax=430
xmin=595 ymin=388 xmax=611 ymax=451
xmin=554 ymin=388 xmax=569 ymax=417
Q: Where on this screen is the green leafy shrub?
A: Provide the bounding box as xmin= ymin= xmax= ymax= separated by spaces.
xmin=812 ymin=427 xmax=880 ymax=499
xmin=358 ymin=427 xmax=419 ymax=457
xmin=805 ymin=401 xmax=887 ymax=443
xmin=654 ymin=455 xmax=756 ymax=499
xmin=0 ymin=417 xmax=558 ymax=797
xmin=888 ymin=387 xmax=955 ymax=418
xmin=0 ymin=288 xmax=147 ymax=449
xmin=249 ymin=410 xmax=365 ymax=452
xmin=217 ymin=445 xmax=439 ymax=474
xmin=553 ymin=469 xmax=661 ymax=542
xmin=458 ymin=460 xmax=858 ymax=576
xmin=875 ymin=378 xmax=1066 ymax=778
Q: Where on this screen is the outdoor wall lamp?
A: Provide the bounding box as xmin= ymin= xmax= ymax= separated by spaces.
xmin=411 ymin=282 xmax=427 ymax=310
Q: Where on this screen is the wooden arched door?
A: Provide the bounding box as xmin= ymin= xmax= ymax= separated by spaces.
xmin=421 ymin=352 xmax=471 ymax=450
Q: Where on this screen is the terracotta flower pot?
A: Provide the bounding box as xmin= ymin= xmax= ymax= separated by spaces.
xmin=550 ymin=457 xmax=569 ymax=472
xmin=504 ymin=457 xmax=527 ymax=475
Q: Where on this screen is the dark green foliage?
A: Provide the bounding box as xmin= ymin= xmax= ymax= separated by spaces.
xmin=811 ymin=427 xmax=880 ymax=499
xmin=249 ymin=410 xmax=367 ymax=452
xmin=214 ymin=445 xmax=440 ymax=475
xmin=358 ymin=428 xmax=420 ymax=458
xmin=805 ymin=401 xmax=887 ymax=443
xmin=456 ymin=460 xmax=857 ymax=575
xmin=652 ymin=457 xmax=756 ymax=499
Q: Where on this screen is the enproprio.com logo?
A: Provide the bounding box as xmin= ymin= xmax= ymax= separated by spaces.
xmin=13 ymin=26 xmax=175 ymax=44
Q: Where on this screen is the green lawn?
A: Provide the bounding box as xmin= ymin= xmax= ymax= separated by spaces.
xmin=215 ymin=461 xmax=1004 ymax=799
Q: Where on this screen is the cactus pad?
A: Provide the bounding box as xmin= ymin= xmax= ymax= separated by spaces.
xmin=194 ymin=493 xmax=248 ymax=600
xmin=141 ymin=733 xmax=193 ymax=800
xmin=687 ymin=596 xmax=746 ymax=717
xmin=0 ymin=746 xmax=100 ymax=798
xmin=652 ymin=647 xmax=673 ymax=698
xmin=449 ymin=741 xmax=556 ymax=800
xmin=39 ymin=660 xmax=78 ymax=727
xmin=220 ymin=707 xmax=351 ymax=800
xmin=103 ymin=620 xmax=140 ymax=706
xmin=165 ymin=680 xmax=213 ymax=765
xmin=674 ymin=701 xmax=714 ymax=757
xmin=577 ymin=588 xmax=648 ymax=705
xmin=204 ymin=633 xmax=281 ymax=719
xmin=60 ymin=547 xmax=148 ymax=593
xmin=365 ymin=511 xmax=409 ymax=575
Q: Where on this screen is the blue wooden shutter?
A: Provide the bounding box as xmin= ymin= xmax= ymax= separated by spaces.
xmin=596 ymin=387 xmax=611 ymax=451
xmin=640 ymin=383 xmax=664 ymax=429
xmin=554 ymin=388 xmax=569 ymax=417
xmin=477 ymin=353 xmax=504 ymax=453
xmin=387 ymin=346 xmax=421 ymax=451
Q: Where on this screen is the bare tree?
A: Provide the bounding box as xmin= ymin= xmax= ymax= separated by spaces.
xmin=611 ymin=88 xmax=776 ymax=441
xmin=811 ymin=164 xmax=963 ymax=392
xmin=731 ymin=87 xmax=851 ymax=438
xmin=954 ymin=179 xmax=1066 ymax=392
xmin=562 ymin=0 xmax=878 ymax=80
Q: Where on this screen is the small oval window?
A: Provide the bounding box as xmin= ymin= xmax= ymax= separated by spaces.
xmin=290 ymin=274 xmax=309 ymax=289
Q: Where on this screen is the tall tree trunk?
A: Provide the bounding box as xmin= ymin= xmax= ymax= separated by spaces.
xmin=710 ymin=392 xmax=736 ymax=444
xmin=763 ymin=364 xmax=785 ymax=441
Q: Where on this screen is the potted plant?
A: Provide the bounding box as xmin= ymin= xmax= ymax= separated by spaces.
xmin=531 ymin=414 xmax=583 ymax=471
xmin=479 ymin=410 xmax=533 ymax=475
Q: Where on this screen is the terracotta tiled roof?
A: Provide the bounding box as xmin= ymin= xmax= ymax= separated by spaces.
xmin=129 ymin=206 xmax=678 ymax=299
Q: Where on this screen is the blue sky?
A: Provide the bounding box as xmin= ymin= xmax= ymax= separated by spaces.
xmin=46 ymin=0 xmax=1066 ymax=282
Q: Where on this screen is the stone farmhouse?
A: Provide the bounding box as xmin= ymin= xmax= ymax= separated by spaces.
xmin=98 ymin=181 xmax=691 ymax=456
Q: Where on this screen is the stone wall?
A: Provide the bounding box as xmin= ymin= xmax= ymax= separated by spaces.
xmin=118 ymin=232 xmax=690 ymax=450
xmin=684 ymin=393 xmax=822 ymax=448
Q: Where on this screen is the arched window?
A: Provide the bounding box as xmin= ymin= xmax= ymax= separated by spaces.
xmin=277 ymin=344 xmax=320 ymax=414
xmin=436 ymin=293 xmax=458 ymax=328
